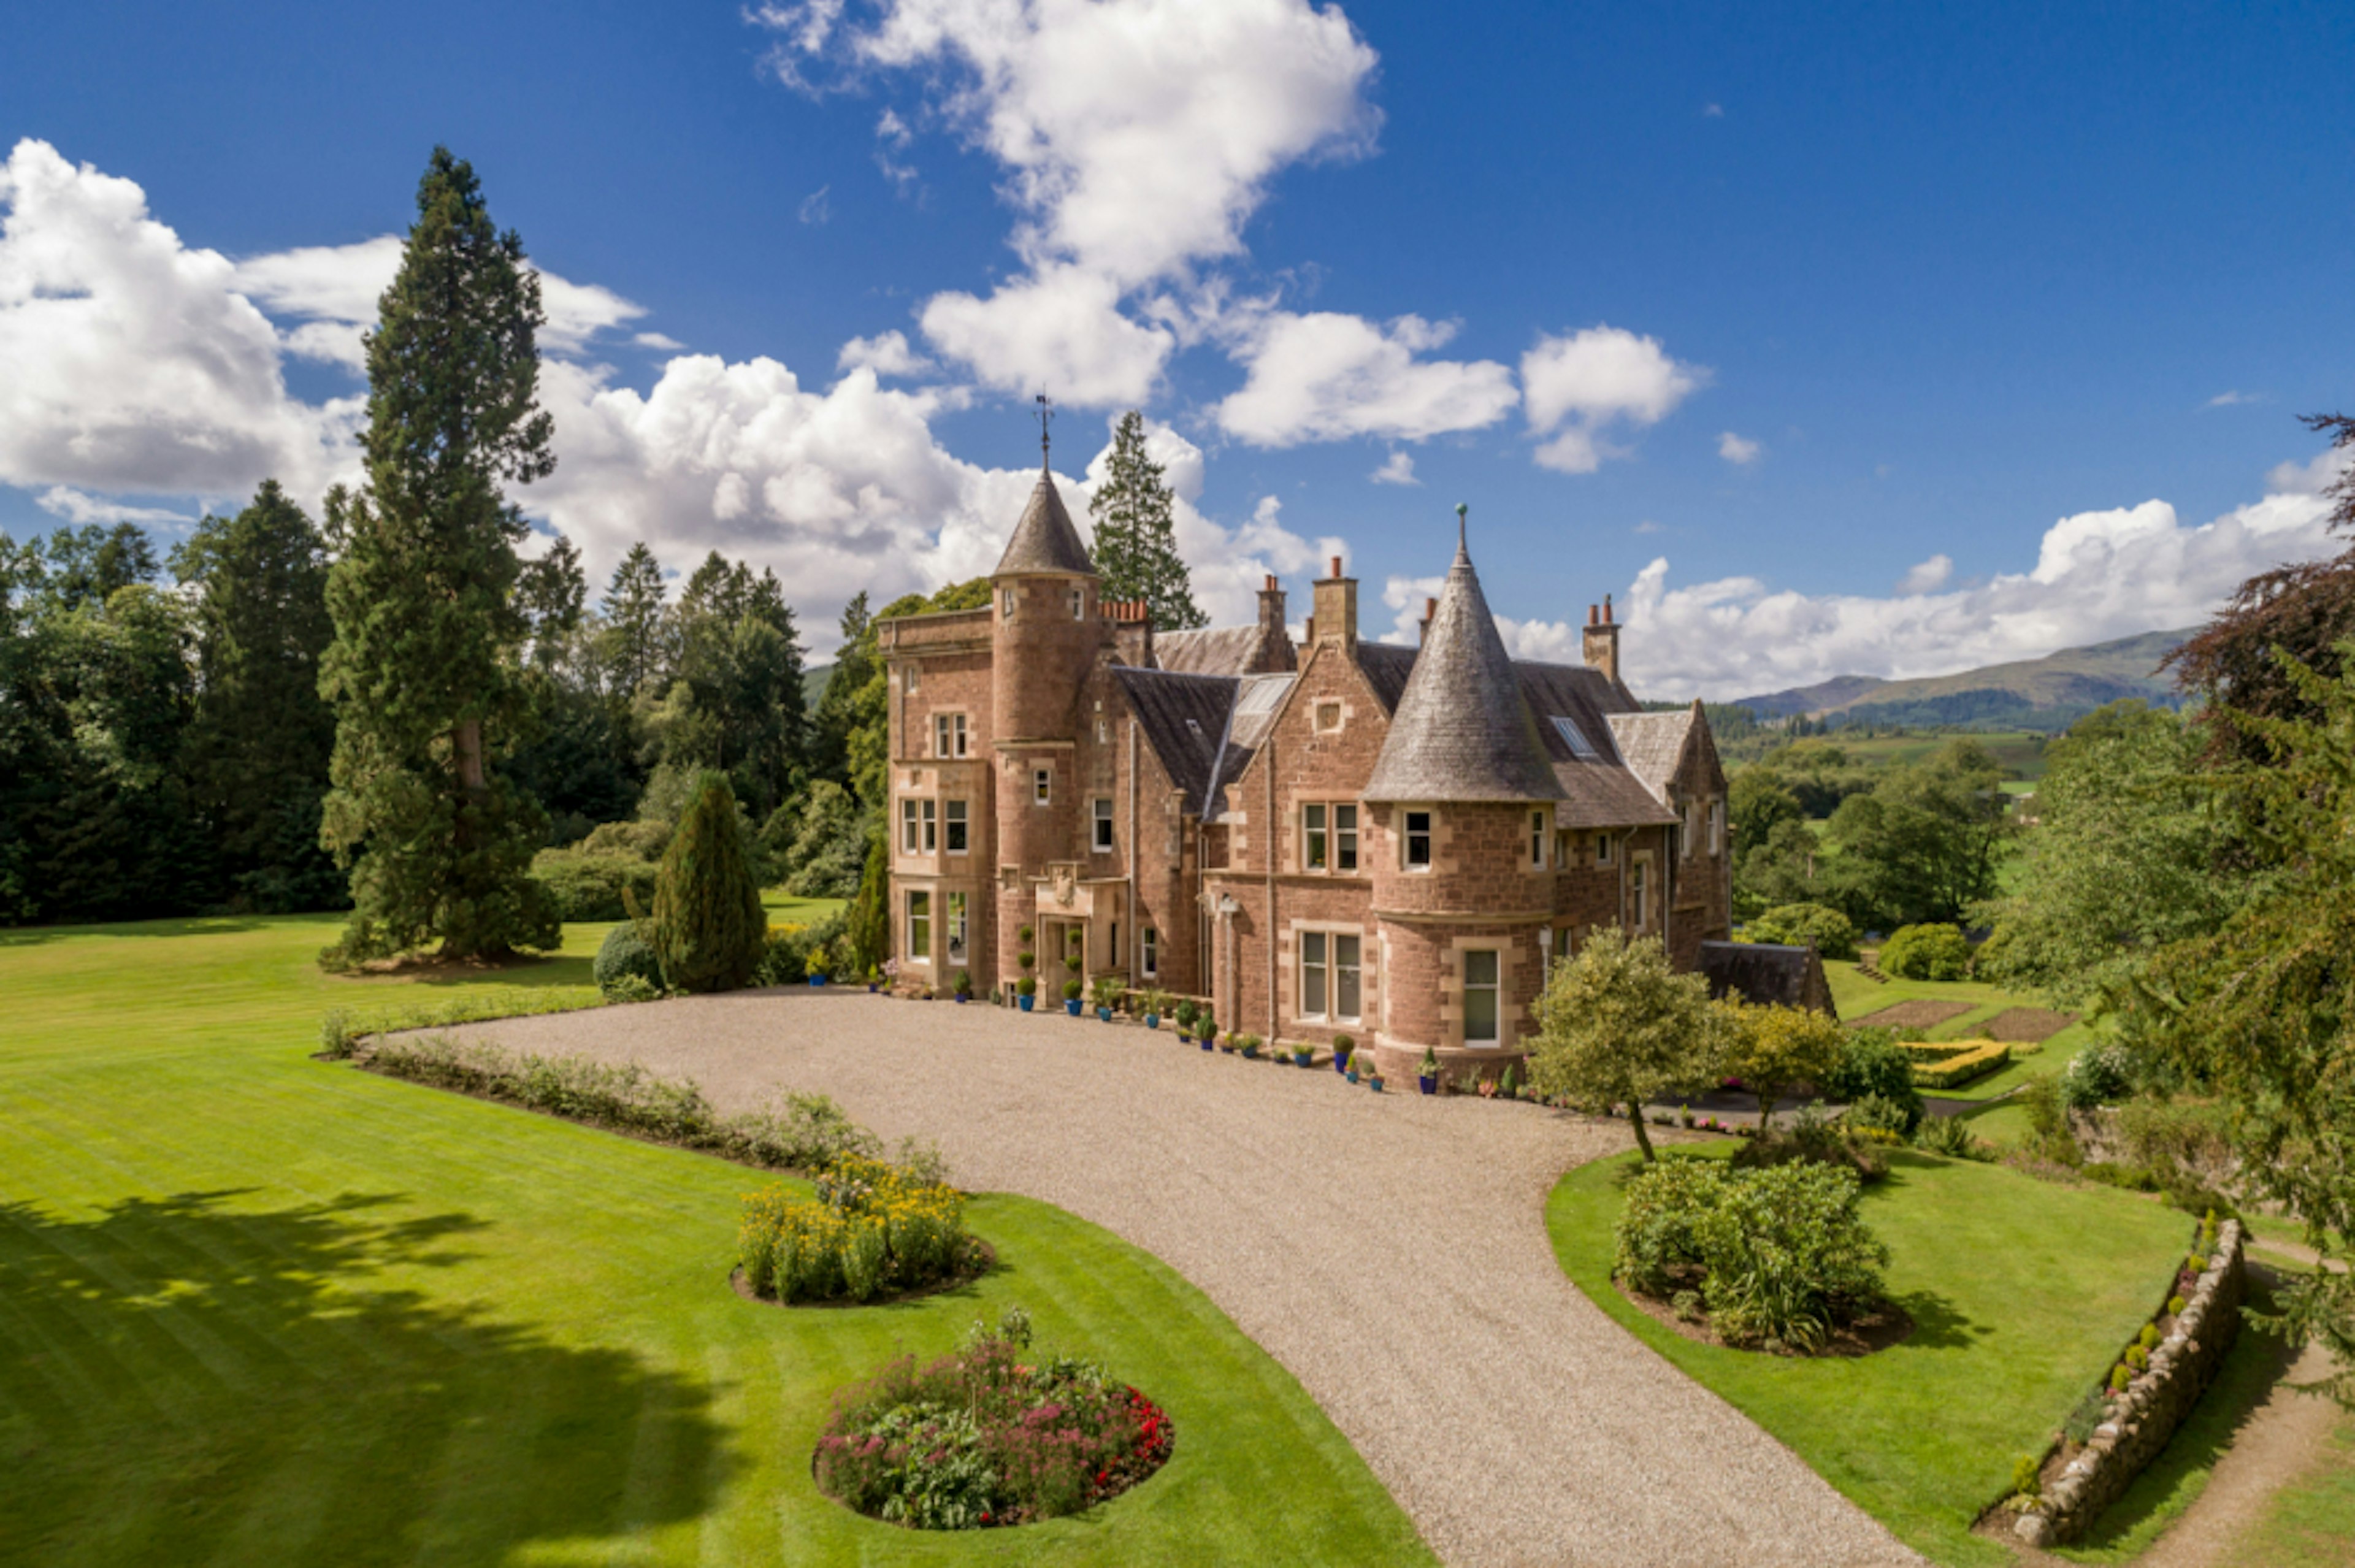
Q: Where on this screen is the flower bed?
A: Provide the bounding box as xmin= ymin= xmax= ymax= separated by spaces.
xmin=1903 ymin=1038 xmax=2011 ymax=1090
xmin=814 ymin=1308 xmax=1175 ymax=1529
xmin=738 ymin=1154 xmax=986 ymax=1304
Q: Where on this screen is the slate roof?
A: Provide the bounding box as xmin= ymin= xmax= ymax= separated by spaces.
xmin=1362 ymin=541 xmax=1564 ymax=803
xmin=1112 ymin=667 xmax=1238 ymax=817
xmin=1698 ymin=941 xmax=1836 ymax=1018
xmin=1354 ymin=641 xmax=1417 ymax=712
xmin=1155 ymin=625 xmax=1266 ymax=678
xmin=1605 ymin=708 xmax=1698 ymax=807
xmin=994 ymin=467 xmax=1095 ymax=576
xmin=1517 ymin=663 xmax=1680 ymax=828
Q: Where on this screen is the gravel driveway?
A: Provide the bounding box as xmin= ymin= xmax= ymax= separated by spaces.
xmin=440 ymin=989 xmax=1920 ymax=1568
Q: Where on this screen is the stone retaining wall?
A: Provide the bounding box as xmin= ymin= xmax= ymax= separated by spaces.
xmin=2015 ymin=1218 xmax=2245 ymax=1548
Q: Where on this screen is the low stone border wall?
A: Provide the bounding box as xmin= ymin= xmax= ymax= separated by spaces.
xmin=2013 ymin=1218 xmax=2245 ymax=1547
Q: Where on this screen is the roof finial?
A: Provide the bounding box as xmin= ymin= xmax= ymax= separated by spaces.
xmin=1455 ymin=501 xmax=1468 ymax=554
xmin=1034 ymin=392 xmax=1054 ymax=470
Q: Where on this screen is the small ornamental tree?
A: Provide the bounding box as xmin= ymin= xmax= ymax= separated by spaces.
xmin=1719 ymin=1000 xmax=1847 ymax=1131
xmin=1527 ymin=927 xmax=1728 ymax=1160
xmin=650 ymin=771 xmax=765 ymax=993
xmin=1746 ymin=903 xmax=1858 ymax=962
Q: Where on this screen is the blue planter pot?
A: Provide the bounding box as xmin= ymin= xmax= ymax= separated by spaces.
xmin=1368 ymin=1077 xmax=1385 ymax=1093
xmin=1018 ymin=994 xmax=1035 ymax=1012
xmin=1144 ymin=1014 xmax=1160 ymax=1030
xmin=1294 ymin=1052 xmax=1314 ymax=1068
xmin=1334 ymin=1055 xmax=1352 ymax=1076
xmin=955 ymin=995 xmax=970 ymax=1004
xmin=1200 ymin=1037 xmax=1214 ymax=1052
xmin=807 ymin=976 xmax=825 ymax=988
xmin=1065 ymin=1000 xmax=1082 ymax=1017
xmin=1419 ymin=1075 xmax=1438 ymax=1095
xmin=1096 ymin=1006 xmax=1112 ymax=1023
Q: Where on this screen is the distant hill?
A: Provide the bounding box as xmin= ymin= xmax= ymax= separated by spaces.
xmin=802 ymin=663 xmax=832 ymax=709
xmin=1730 ymin=629 xmax=2193 ymax=732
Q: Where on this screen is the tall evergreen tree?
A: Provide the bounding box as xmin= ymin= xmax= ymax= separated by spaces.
xmin=651 ymin=551 xmax=806 ymax=818
xmin=650 ymin=770 xmax=765 ymax=993
xmin=316 ymin=147 xmax=561 ymax=964
xmin=1088 ymin=411 xmax=1205 ymax=630
xmin=172 ymin=481 xmax=342 ymax=912
xmin=599 ymin=541 xmax=671 ymax=696
xmin=806 ymin=591 xmax=873 ymax=787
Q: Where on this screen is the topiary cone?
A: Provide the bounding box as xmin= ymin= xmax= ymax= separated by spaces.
xmin=651 ymin=771 xmax=767 ymax=993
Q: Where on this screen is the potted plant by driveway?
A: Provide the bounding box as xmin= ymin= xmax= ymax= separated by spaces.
xmin=1366 ymin=1057 xmax=1387 ymax=1093
xmin=1199 ymin=1017 xmax=1217 ymax=1052
xmin=1143 ymin=990 xmax=1165 ymax=1031
xmin=1345 ymin=1052 xmax=1361 ymax=1085
xmin=865 ymin=964 xmax=881 ymax=994
xmin=1333 ymin=1034 xmax=1355 ymax=1076
xmin=1062 ymin=977 xmax=1084 ymax=1017
xmin=805 ymin=945 xmax=829 ymax=988
xmin=1418 ymin=1046 xmax=1441 ymax=1095
xmin=1016 ymin=975 xmax=1036 ymax=1012
xmin=1173 ymin=1000 xmax=1194 ymax=1041
xmin=1292 ymin=1040 xmax=1314 ymax=1068
xmin=1239 ymin=1033 xmax=1260 ymax=1060
xmin=1090 ymin=974 xmax=1122 ymax=1022
xmin=952 ymin=969 xmax=972 ymax=1003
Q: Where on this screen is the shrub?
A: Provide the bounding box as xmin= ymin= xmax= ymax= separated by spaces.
xmin=1734 ymin=1106 xmax=1891 ymax=1184
xmin=1747 ymin=903 xmax=1860 ymax=961
xmin=529 ymin=848 xmax=660 ymax=922
xmin=738 ymin=1153 xmax=979 ymax=1305
xmin=320 ymin=1008 xmax=358 ymax=1059
xmin=2017 ymin=1074 xmax=2081 ymax=1165
xmin=604 ymin=973 xmax=661 ymax=1003
xmin=1693 ymin=1161 xmax=1890 ymax=1351
xmin=651 ymin=771 xmax=767 ymax=994
xmin=1879 ymin=923 xmax=1970 ymax=981
xmin=1820 ymin=1028 xmax=1924 ymax=1133
xmin=2168 ymin=1294 xmax=2188 ymax=1315
xmin=2012 ymin=1453 xmax=2043 ymax=1501
xmin=1913 ymin=1114 xmax=1994 ymax=1161
xmin=1062 ymin=979 xmax=1082 ymax=1002
xmin=954 ymin=969 xmax=973 ymax=998
xmin=2126 ymin=1344 xmax=2149 ymax=1372
xmin=2111 ymin=1364 xmax=2132 ymax=1393
xmin=1845 ymin=1092 xmax=1915 ymax=1138
xmin=2139 ymin=1323 xmax=2161 ymax=1349
xmin=595 ymin=922 xmax=665 ymax=996
xmin=2059 ymin=1041 xmax=2135 ymax=1110
xmin=755 ymin=909 xmax=848 ymax=987
xmin=1904 ymin=1038 xmax=2011 ymax=1090
xmin=1614 ymin=1156 xmax=1731 ymax=1295
xmin=812 ymin=1309 xmax=1173 ymax=1529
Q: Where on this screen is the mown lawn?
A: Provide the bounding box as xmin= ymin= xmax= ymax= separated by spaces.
xmin=1547 ymin=1144 xmax=2189 ymax=1567
xmin=2235 ymin=1414 xmax=2355 ymax=1567
xmin=0 ymin=914 xmax=1432 ymax=1567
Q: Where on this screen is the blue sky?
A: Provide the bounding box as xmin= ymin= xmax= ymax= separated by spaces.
xmin=3 ymin=0 xmax=2350 ymax=695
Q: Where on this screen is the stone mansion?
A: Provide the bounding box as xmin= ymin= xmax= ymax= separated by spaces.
xmin=878 ymin=457 xmax=1733 ymax=1081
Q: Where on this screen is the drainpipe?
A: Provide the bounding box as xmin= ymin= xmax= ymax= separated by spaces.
xmin=1265 ymin=735 xmax=1277 ymax=1041
xmin=1128 ymin=717 xmax=1139 ymax=981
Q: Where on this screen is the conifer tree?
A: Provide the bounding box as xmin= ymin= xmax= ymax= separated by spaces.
xmin=600 ymin=541 xmax=672 ymax=696
xmin=651 ymin=770 xmax=766 ymax=992
xmin=173 ymin=480 xmax=341 ymax=912
xmin=317 ymin=147 xmax=561 ymax=964
xmin=1089 ymin=411 xmax=1205 ymax=630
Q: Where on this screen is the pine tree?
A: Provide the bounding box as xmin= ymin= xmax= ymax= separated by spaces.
xmin=600 ymin=541 xmax=671 ymax=696
xmin=316 ymin=147 xmax=561 ymax=965
xmin=1089 ymin=411 xmax=1206 ymax=630
xmin=651 ymin=770 xmax=766 ymax=992
xmin=172 ymin=480 xmax=342 ymax=912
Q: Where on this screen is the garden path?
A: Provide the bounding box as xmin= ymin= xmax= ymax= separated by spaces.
xmin=440 ymin=991 xmax=1921 ymax=1568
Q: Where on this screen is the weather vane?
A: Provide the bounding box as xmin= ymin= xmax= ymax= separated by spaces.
xmin=1456 ymin=500 xmax=1468 ymax=549
xmin=1035 ymin=392 xmax=1054 ymax=466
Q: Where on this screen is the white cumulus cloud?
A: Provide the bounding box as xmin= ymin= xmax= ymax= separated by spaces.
xmin=1490 ymin=465 xmax=2348 ymax=700
xmin=1521 ymin=325 xmax=1704 ymax=474
xmin=1369 ymin=450 xmax=1417 ymax=486
xmin=36 ymin=486 xmax=196 ymax=527
xmin=1216 ymin=311 xmax=1517 ymax=446
xmin=837 ymin=328 xmax=935 ymax=378
xmin=1718 ymin=430 xmax=1762 ymax=465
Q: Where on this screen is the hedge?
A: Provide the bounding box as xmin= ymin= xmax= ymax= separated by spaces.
xmin=1902 ymin=1038 xmax=2012 ymax=1090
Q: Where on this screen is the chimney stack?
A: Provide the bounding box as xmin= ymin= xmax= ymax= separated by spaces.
xmin=1583 ymin=592 xmax=1622 ymax=687
xmin=1308 ymin=554 xmax=1357 ymax=654
xmin=1417 ymin=595 xmax=1438 ymax=645
xmin=1249 ymin=573 xmax=1298 ymax=674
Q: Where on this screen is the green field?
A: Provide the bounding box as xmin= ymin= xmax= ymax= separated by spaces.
xmin=0 ymin=915 xmax=1432 ymax=1567
xmin=1548 ymin=1145 xmax=2189 ymax=1566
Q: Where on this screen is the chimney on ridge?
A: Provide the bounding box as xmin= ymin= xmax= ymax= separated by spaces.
xmin=1583 ymin=594 xmax=1622 ymax=687
xmin=1249 ymin=573 xmax=1298 ymax=674
xmin=1308 ymin=553 xmax=1357 ymax=654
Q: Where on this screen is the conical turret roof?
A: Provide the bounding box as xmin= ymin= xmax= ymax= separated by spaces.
xmin=1363 ymin=527 xmax=1564 ymax=803
xmin=994 ymin=465 xmax=1095 ymax=576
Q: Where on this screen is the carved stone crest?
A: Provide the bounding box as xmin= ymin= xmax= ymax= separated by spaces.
xmin=1051 ymin=865 xmax=1077 ymax=907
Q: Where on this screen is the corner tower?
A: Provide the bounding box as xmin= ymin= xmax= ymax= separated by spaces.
xmin=1362 ymin=508 xmax=1565 ymax=1080
xmin=989 ymin=455 xmax=1103 ymax=996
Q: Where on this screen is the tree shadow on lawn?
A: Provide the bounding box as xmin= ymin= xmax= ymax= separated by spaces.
xmin=0 ymin=1189 xmax=738 ymax=1566
xmin=0 ymin=913 xmax=291 ymax=949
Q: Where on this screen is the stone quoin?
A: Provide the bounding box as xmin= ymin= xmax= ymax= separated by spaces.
xmin=877 ymin=456 xmax=1734 ymax=1084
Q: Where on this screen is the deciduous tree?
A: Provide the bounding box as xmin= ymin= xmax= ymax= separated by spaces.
xmin=1527 ymin=927 xmax=1728 ymax=1160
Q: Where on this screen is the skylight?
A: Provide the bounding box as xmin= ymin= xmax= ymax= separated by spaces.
xmin=1551 ymin=715 xmax=1598 ymax=759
